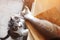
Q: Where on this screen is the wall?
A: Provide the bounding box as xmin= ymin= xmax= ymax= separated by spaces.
xmin=32 ymin=0 xmax=60 ymax=26
xmin=32 ymin=0 xmax=60 ymax=16
xmin=0 ymin=0 xmax=23 ymax=38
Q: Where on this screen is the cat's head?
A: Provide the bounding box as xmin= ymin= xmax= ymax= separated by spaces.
xmin=8 ymin=14 xmax=25 ymax=31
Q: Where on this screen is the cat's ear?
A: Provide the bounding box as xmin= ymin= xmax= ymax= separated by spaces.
xmin=10 ymin=17 xmax=14 ymax=22
xmin=10 ymin=17 xmax=12 ymax=20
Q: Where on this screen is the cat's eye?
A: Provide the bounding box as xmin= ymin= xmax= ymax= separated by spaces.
xmin=14 ymin=17 xmax=19 ymax=20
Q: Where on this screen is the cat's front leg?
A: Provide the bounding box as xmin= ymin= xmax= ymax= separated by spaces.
xmin=21 ymin=29 xmax=29 ymax=36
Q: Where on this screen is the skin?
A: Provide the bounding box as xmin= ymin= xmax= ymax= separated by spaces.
xmin=22 ymin=6 xmax=60 ymax=39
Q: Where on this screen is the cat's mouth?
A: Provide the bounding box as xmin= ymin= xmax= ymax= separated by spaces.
xmin=11 ymin=25 xmax=22 ymax=31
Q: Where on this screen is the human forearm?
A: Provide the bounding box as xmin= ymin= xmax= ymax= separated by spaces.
xmin=25 ymin=16 xmax=60 ymax=38
xmin=22 ymin=6 xmax=60 ymax=38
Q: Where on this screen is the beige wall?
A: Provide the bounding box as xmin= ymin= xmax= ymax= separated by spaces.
xmin=32 ymin=0 xmax=60 ymax=16
xmin=0 ymin=0 xmax=23 ymax=38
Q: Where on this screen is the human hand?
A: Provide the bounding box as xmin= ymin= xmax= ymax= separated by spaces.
xmin=21 ymin=6 xmax=33 ymax=19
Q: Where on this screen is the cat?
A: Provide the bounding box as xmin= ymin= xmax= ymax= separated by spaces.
xmin=2 ymin=14 xmax=28 ymax=40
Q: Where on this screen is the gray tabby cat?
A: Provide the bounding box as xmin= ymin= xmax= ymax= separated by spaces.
xmin=7 ymin=14 xmax=28 ymax=40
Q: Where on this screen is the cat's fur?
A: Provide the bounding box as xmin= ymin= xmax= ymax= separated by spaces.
xmin=4 ymin=14 xmax=28 ymax=40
